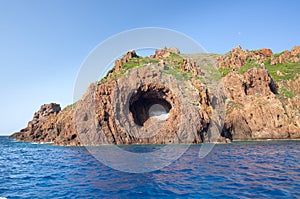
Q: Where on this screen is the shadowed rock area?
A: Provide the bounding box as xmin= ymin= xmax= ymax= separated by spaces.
xmin=10 ymin=47 xmax=300 ymax=145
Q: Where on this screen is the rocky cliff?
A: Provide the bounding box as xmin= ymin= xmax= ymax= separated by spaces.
xmin=10 ymin=103 xmax=80 ymax=145
xmin=10 ymin=47 xmax=300 ymax=145
xmin=218 ymin=46 xmax=300 ymax=140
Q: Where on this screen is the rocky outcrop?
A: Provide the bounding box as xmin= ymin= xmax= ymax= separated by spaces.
xmin=221 ymin=68 xmax=300 ymax=140
xmin=10 ymin=103 xmax=80 ymax=146
xmin=217 ymin=46 xmax=273 ymax=70
xmin=222 ymin=68 xmax=278 ymax=101
xmin=150 ymin=47 xmax=180 ymax=59
xmin=219 ymin=46 xmax=300 ymax=140
xmin=11 ymin=48 xmax=214 ymax=145
xmin=270 ymin=46 xmax=300 ymax=65
xmin=113 ymin=50 xmax=139 ymax=73
xmin=74 ymin=65 xmax=212 ymax=145
xmin=10 ymin=46 xmax=300 ymax=145
xmin=180 ymin=58 xmax=203 ymax=76
xmin=217 ymin=45 xmax=300 ymax=70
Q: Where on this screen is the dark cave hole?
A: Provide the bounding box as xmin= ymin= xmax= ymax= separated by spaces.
xmin=129 ymin=89 xmax=172 ymax=126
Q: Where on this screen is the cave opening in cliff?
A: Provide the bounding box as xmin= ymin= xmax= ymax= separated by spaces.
xmin=129 ymin=87 xmax=172 ymax=126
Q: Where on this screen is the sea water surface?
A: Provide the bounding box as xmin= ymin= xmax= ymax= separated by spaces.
xmin=0 ymin=136 xmax=299 ymax=198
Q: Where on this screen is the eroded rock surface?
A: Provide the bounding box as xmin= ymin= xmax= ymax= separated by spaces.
xmin=270 ymin=46 xmax=300 ymax=65
xmin=11 ymin=48 xmax=215 ymax=145
xmin=217 ymin=45 xmax=300 ymax=70
xmin=217 ymin=45 xmax=273 ymax=70
xmin=218 ymin=46 xmax=300 ymax=140
xmin=10 ymin=103 xmax=80 ymax=145
xmin=74 ymin=64 xmax=212 ymax=145
xmin=221 ymin=68 xmax=300 ymax=140
xmin=10 ymin=47 xmax=300 ymax=145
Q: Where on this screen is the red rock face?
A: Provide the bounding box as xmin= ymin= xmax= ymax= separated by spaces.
xmin=221 ymin=69 xmax=286 ymax=140
xmin=221 ymin=68 xmax=300 ymax=140
xmin=180 ymin=58 xmax=202 ymax=76
xmin=217 ymin=45 xmax=300 ymax=70
xmin=10 ymin=103 xmax=81 ymax=146
xmin=11 ymin=48 xmax=215 ymax=145
xmin=291 ymin=46 xmax=300 ymax=57
xmin=150 ymin=47 xmax=180 ymax=59
xmin=113 ymin=50 xmax=139 ymax=74
xmin=261 ymin=48 xmax=273 ymax=57
xmin=270 ymin=46 xmax=300 ymax=65
xmin=75 ymin=64 xmax=212 ymax=145
xmin=217 ymin=46 xmax=274 ymax=70
xmin=10 ymin=47 xmax=300 ymax=145
xmin=221 ymin=68 xmax=277 ymax=101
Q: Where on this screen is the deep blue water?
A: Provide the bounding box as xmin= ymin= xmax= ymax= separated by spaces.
xmin=0 ymin=136 xmax=299 ymax=198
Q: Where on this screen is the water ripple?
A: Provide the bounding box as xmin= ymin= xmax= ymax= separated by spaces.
xmin=0 ymin=137 xmax=299 ymax=198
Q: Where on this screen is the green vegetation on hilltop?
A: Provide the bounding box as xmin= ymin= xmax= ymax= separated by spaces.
xmin=238 ymin=59 xmax=261 ymax=74
xmin=98 ymin=49 xmax=299 ymax=101
xmin=162 ymin=52 xmax=195 ymax=81
xmin=217 ymin=49 xmax=299 ymax=99
xmin=98 ymin=56 xmax=159 ymax=84
xmin=122 ymin=57 xmax=159 ymax=71
xmin=235 ymin=55 xmax=300 ymax=82
xmin=99 ymin=52 xmax=199 ymax=83
xmin=237 ymin=56 xmax=299 ymax=99
xmin=272 ymin=52 xmax=284 ymax=58
xmin=162 ymin=66 xmax=193 ymax=81
xmin=264 ymin=59 xmax=300 ymax=81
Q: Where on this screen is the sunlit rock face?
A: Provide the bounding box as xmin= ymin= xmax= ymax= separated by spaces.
xmin=11 ymin=48 xmax=213 ymax=146
xmin=74 ymin=63 xmax=211 ymax=145
xmin=10 ymin=47 xmax=300 ymax=146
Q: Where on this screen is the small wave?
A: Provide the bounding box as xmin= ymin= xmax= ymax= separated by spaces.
xmin=0 ymin=197 xmax=8 ymax=199
xmin=31 ymin=141 xmax=53 ymax=145
xmin=150 ymin=113 xmax=170 ymax=120
xmin=1 ymin=138 xmax=299 ymax=198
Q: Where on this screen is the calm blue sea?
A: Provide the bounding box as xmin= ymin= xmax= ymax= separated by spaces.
xmin=0 ymin=136 xmax=299 ymax=198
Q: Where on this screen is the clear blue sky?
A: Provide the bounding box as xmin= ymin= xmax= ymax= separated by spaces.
xmin=0 ymin=0 xmax=299 ymax=135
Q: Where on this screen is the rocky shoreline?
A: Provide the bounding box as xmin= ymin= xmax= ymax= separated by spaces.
xmin=10 ymin=47 xmax=300 ymax=146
